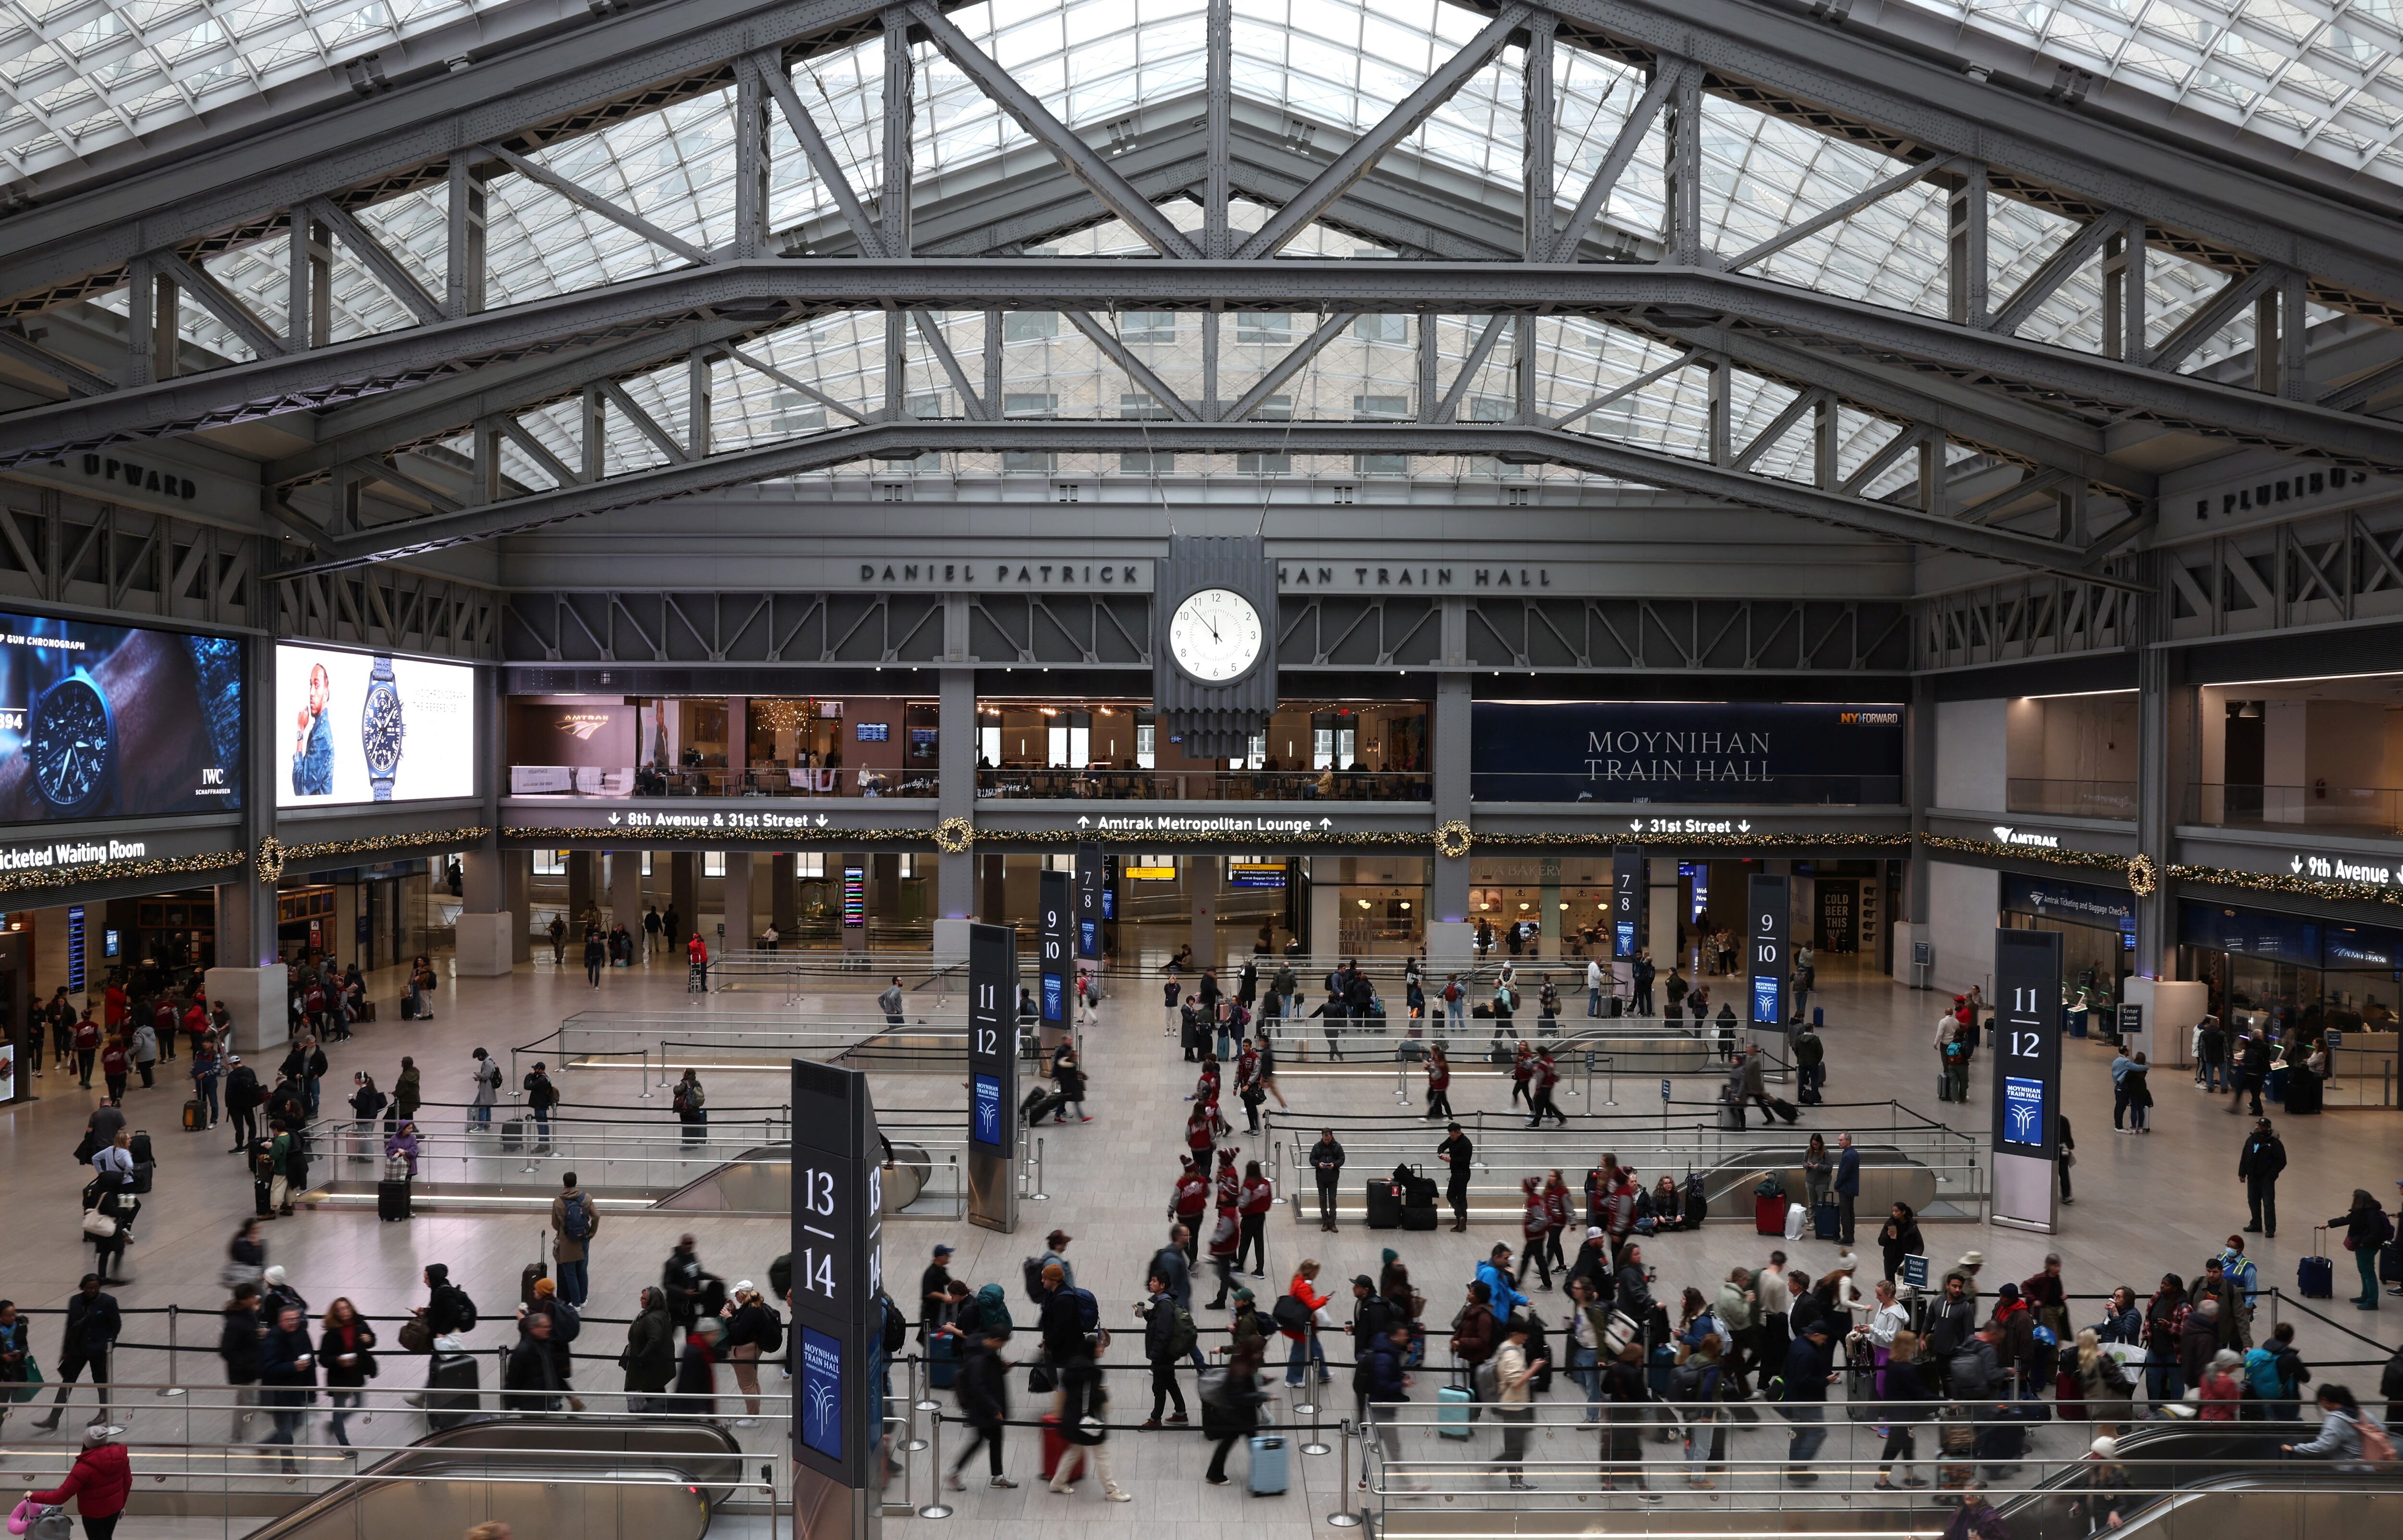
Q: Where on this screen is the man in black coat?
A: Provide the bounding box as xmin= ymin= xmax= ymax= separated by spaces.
xmin=947 ymin=1329 xmax=1016 ymax=1490
xmin=33 ymin=1274 xmax=120 ymax=1428
xmin=1437 ymin=1124 xmax=1474 ymax=1232
xmin=2238 ymin=1116 xmax=2287 ymax=1238
xmin=2230 ymin=1028 xmax=2272 ymax=1116
xmin=224 ymin=1055 xmax=263 ymax=1153
xmin=1310 ymin=1130 xmax=1346 ymax=1233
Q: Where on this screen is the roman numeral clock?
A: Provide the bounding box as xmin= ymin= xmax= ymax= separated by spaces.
xmin=1153 ymin=534 xmax=1277 ymax=760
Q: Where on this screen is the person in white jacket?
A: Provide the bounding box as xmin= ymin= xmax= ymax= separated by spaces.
xmin=1586 ymin=958 xmax=1606 ymax=1018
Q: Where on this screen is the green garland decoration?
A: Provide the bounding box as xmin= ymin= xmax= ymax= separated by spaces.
xmin=276 ymin=826 xmax=492 ymax=868
xmin=1921 ymin=834 xmax=2134 ymax=875
xmin=2168 ymin=861 xmax=2403 ymax=909
xmin=0 ymin=849 xmax=243 ymax=899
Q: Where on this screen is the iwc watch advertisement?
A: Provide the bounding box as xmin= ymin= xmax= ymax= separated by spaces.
xmin=0 ymin=611 xmax=243 ymax=824
xmin=277 ymin=644 xmax=474 ymax=807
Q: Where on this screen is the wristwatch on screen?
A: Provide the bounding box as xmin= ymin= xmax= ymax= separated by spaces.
xmin=28 ymin=666 xmax=118 ymax=818
xmin=360 ymin=655 xmax=404 ymax=801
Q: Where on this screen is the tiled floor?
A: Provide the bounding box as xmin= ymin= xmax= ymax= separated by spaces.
xmin=1 ymin=933 xmax=2396 ymax=1540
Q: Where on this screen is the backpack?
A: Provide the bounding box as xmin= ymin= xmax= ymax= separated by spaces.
xmin=2360 ymin=1414 xmax=2396 ymax=1467
xmin=879 ymin=1295 xmax=904 ymax=1355
xmin=1166 ymin=1306 xmax=1199 ymax=1361
xmin=550 ymin=1300 xmax=581 ymax=1343
xmin=1065 ymin=1287 xmax=1100 ymax=1336
xmin=1271 ymin=1294 xmax=1312 ymax=1335
xmin=758 ymin=1305 xmax=784 ymax=1355
xmin=449 ymin=1287 xmax=479 ymax=1332
xmin=560 ymin=1192 xmax=593 ymax=1241
xmin=1684 ymin=1170 xmax=1709 ymax=1226
xmin=2098 ymin=1352 xmax=2135 ymax=1396
xmin=1022 ymin=1257 xmax=1049 ymax=1304
xmin=1473 ymin=1357 xmax=1500 ymax=1400
xmin=975 ymin=1282 xmax=1013 ymax=1335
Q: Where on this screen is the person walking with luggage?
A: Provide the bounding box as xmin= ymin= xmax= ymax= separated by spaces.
xmin=1048 ymin=1334 xmax=1130 ymax=1502
xmin=1526 ymin=1048 xmax=1566 ymax=1128
xmin=1309 ymin=1130 xmax=1345 ymax=1233
xmin=1733 ymin=1048 xmax=1776 ymax=1126
xmin=2333 ymin=1189 xmax=2395 ymax=1309
xmin=1202 ymin=1347 xmax=1267 ymax=1486
xmin=946 ymin=1326 xmax=1016 ymax=1490
xmin=1424 ymin=1044 xmax=1453 ymax=1120
xmin=1437 ymin=1124 xmax=1474 ymax=1232
xmin=2239 ymin=1118 xmax=2286 ymax=1237
xmin=551 ymin=1171 xmax=598 ymax=1306
xmin=28 ymin=1418 xmax=131 ymax=1540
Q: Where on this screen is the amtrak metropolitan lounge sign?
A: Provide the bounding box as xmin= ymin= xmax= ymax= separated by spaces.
xmin=1471 ymin=701 xmax=1907 ymax=804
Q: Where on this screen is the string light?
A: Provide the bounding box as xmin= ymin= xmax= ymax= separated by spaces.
xmin=273 ymin=827 xmax=493 ymax=877
xmin=0 ymin=850 xmax=242 ymax=899
xmin=2169 ymin=861 xmax=2403 ymax=909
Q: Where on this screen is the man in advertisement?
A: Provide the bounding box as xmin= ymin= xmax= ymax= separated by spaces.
xmin=291 ymin=663 xmax=333 ymax=796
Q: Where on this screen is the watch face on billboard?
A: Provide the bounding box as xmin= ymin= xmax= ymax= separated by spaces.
xmin=276 ymin=645 xmax=475 ymax=807
xmin=0 ymin=611 xmax=242 ymax=824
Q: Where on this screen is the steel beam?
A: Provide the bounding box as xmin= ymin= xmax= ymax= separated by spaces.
xmin=477 ymin=142 xmax=715 ymax=268
xmin=904 ymin=0 xmax=1199 ymax=259
xmin=12 ymin=260 xmax=2403 ymax=470
xmin=304 ymin=198 xmax=446 ymax=326
xmin=269 ymin=418 xmax=2115 ymax=578
xmin=1238 ymin=3 xmax=1533 ymax=259
xmin=1548 ymin=59 xmax=1687 ymax=261
xmin=1060 ymin=310 xmax=1197 ymax=421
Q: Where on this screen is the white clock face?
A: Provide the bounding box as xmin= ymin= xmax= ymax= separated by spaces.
xmin=1168 ymin=588 xmax=1264 ymax=683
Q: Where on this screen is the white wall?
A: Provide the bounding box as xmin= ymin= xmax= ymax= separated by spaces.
xmin=1935 ymin=698 xmax=2008 ymax=811
xmin=1926 ymin=860 xmax=1999 ymax=1001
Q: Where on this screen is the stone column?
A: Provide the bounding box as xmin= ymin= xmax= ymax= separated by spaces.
xmin=771 ymin=853 xmax=799 ymax=936
xmin=722 ymin=851 xmax=755 ymax=949
xmin=567 ymin=851 xmax=596 ymax=929
xmin=935 ymin=654 xmax=976 ymax=957
xmin=670 ymin=852 xmax=698 ymax=945
xmin=454 ymin=848 xmax=516 ymax=977
xmin=610 ymin=851 xmax=644 ymax=958
xmin=505 ymin=849 xmax=533 ymax=963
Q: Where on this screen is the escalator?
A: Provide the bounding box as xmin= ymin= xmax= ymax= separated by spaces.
xmin=1988 ymin=1419 xmax=2403 ymax=1540
xmin=233 ymin=1417 xmax=745 ymax=1540
xmin=654 ymin=1140 xmax=931 ymax=1212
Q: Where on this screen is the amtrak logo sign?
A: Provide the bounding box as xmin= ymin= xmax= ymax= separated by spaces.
xmin=1993 ymin=825 xmax=2061 ymax=849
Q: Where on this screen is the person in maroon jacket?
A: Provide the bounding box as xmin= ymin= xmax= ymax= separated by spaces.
xmin=1238 ymin=1160 xmax=1276 ymax=1278
xmin=1425 ymin=1045 xmax=1454 ymax=1121
xmin=28 ymin=1421 xmax=131 ymax=1540
xmin=1170 ymin=1158 xmax=1208 ymax=1261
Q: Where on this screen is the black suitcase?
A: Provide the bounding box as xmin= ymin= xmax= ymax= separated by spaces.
xmin=1770 ymin=1098 xmax=1799 ymax=1125
xmin=378 ymin=1179 xmax=411 ymax=1221
xmin=1400 ymin=1202 xmax=1438 ymax=1231
xmin=1364 ymin=1180 xmax=1402 ymax=1230
xmin=425 ymin=1352 xmax=480 ymax=1429
xmin=501 ymin=1118 xmax=526 ymax=1152
xmin=129 ymin=1161 xmax=154 ymax=1195
xmin=253 ymin=1177 xmax=274 ymax=1218
xmin=128 ymin=1132 xmax=153 ymax=1166
xmin=521 ymin=1260 xmax=547 ymax=1306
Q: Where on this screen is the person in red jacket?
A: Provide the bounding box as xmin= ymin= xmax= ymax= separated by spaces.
xmin=1279 ymin=1260 xmax=1333 ymax=1388
xmin=1514 ymin=1177 xmax=1555 ymax=1292
xmin=1238 ymin=1160 xmax=1275 ymax=1277
xmin=1510 ymin=1042 xmax=1536 ymax=1110
xmin=1171 ymin=1158 xmax=1208 ymax=1261
xmin=29 ymin=1421 xmax=131 ymax=1540
xmin=1213 ymin=1148 xmax=1241 ymax=1215
xmin=1204 ymin=1208 xmax=1242 ymax=1309
xmin=1527 ymin=1048 xmax=1566 ymax=1127
xmin=1425 ymin=1045 xmax=1453 ymax=1121
xmin=1542 ymin=1170 xmax=1573 ymax=1278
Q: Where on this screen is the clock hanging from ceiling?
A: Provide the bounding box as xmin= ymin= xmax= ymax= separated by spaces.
xmin=1153 ymin=534 xmax=1276 ymax=760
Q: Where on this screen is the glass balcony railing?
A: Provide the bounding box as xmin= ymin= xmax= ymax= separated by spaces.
xmin=510 ymin=765 xmax=936 ymax=798
xmin=1471 ymin=772 xmax=1903 ymax=804
xmin=974 ymin=767 xmax=1429 ymax=800
xmin=2189 ymin=782 xmax=2403 ymax=834
xmin=2006 ymin=777 xmax=2138 ymax=818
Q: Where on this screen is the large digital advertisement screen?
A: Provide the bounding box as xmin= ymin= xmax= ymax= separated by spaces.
xmin=0 ymin=611 xmax=241 ymax=823
xmin=277 ymin=645 xmax=475 ymax=807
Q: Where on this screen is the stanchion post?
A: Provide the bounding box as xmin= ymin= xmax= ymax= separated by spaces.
xmin=1030 ymin=1136 xmax=1049 ymax=1202
xmin=917 ymin=1412 xmax=954 ymax=1518
xmin=159 ymin=1304 xmax=186 ymax=1397
xmin=901 ymin=1355 xmax=930 ymax=1450
xmin=1323 ymin=1419 xmax=1359 ymax=1525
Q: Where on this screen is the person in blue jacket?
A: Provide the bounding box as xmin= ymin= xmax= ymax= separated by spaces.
xmin=1476 ymin=1243 xmax=1530 ymax=1323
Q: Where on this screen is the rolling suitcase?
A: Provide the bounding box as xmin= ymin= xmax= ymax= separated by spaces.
xmin=1437 ymin=1383 xmax=1476 ymax=1438
xmin=1755 ymin=1194 xmax=1787 ymax=1235
xmin=182 ymin=1099 xmax=204 ymax=1132
xmin=1364 ymin=1180 xmax=1402 ymax=1230
xmin=929 ymin=1331 xmax=959 ymax=1389
xmin=521 ymin=1259 xmax=548 ymax=1306
xmin=1248 ymin=1430 xmax=1289 ymax=1494
xmin=1814 ymin=1201 xmax=1841 ymax=1241
xmin=2299 ymin=1229 xmax=2335 ymax=1299
xmin=2381 ymin=1241 xmax=2403 ymax=1286
xmin=1400 ymin=1198 xmax=1438 ymax=1231
xmin=1769 ymin=1097 xmax=1800 ymax=1125
xmin=1038 ymin=1413 xmax=1068 ymax=1480
xmin=425 ymin=1352 xmax=480 ymax=1429
xmin=378 ymin=1177 xmax=411 ymax=1222
xmin=501 ymin=1118 xmax=526 ymax=1152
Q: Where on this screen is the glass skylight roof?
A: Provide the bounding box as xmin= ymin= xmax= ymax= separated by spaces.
xmin=58 ymin=0 xmax=2322 ymax=512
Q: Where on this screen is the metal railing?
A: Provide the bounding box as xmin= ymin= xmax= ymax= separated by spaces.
xmin=975 ymin=767 xmax=1430 ymax=801
xmin=512 ymin=764 xmax=936 ymax=798
xmin=1267 ymin=1101 xmax=1990 ymax=1223
xmin=516 ymin=1010 xmax=972 ymax=1089
xmin=2188 ymin=780 xmax=2403 ymax=833
xmin=2007 ymin=777 xmax=2140 ymax=818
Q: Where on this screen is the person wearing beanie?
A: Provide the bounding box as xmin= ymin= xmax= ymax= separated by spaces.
xmin=2083 ymin=1437 xmax=2131 ymax=1531
xmin=28 ymin=1422 xmax=131 ymax=1540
